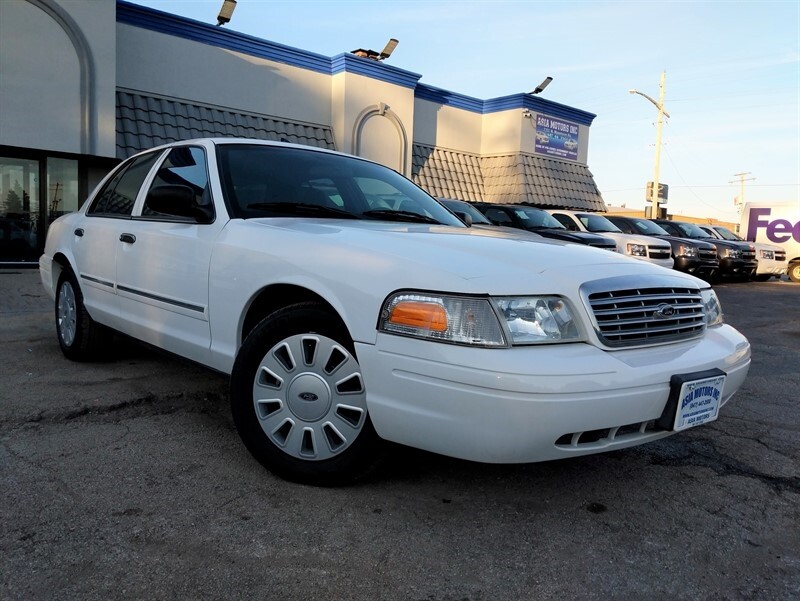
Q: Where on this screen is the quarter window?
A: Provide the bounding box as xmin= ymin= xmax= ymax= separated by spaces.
xmin=88 ymin=151 xmax=160 ymax=217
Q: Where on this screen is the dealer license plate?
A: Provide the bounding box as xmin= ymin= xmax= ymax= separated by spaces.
xmin=673 ymin=374 xmax=726 ymax=431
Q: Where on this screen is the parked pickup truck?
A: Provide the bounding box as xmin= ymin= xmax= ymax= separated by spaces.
xmin=548 ymin=210 xmax=674 ymax=269
xmin=653 ymin=219 xmax=758 ymax=281
xmin=606 ymin=215 xmax=719 ymax=281
xmin=471 ymin=203 xmax=618 ymax=251
xmin=698 ymin=224 xmax=786 ymax=282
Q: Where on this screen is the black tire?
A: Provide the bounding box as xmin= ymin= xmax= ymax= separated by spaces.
xmin=752 ymin=274 xmax=771 ymax=282
xmin=55 ymin=268 xmax=110 ymax=361
xmin=230 ymin=302 xmax=384 ymax=486
xmin=789 ymin=262 xmax=800 ymax=284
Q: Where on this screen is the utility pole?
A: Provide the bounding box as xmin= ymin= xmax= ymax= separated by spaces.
xmin=730 ymin=172 xmax=755 ymax=215
xmin=651 ymin=71 xmax=667 ymax=220
xmin=629 ymin=71 xmax=670 ymax=219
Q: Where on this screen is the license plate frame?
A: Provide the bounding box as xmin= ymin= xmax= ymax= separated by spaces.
xmin=657 ymin=368 xmax=727 ymax=432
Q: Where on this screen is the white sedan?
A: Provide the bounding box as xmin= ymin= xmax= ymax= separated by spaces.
xmin=40 ymin=139 xmax=751 ymax=485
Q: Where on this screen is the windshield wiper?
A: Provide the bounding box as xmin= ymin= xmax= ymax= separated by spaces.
xmin=246 ymin=202 xmax=358 ymax=219
xmin=361 ymin=209 xmax=441 ymax=224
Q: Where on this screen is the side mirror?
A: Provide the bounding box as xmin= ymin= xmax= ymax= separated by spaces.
xmin=454 ymin=211 xmax=473 ymax=227
xmin=145 ymin=185 xmax=213 ymax=223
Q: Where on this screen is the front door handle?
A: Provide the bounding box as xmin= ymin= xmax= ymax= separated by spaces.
xmin=74 ymin=228 xmax=84 ymax=237
xmin=119 ymin=233 xmax=136 ymax=244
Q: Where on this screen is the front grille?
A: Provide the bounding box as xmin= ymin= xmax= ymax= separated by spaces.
xmin=588 ymin=242 xmax=617 ymax=252
xmin=648 ymin=246 xmax=672 ymax=259
xmin=698 ymin=248 xmax=717 ymax=260
xmin=743 ymin=249 xmax=756 ymax=261
xmin=587 ymin=286 xmax=706 ymax=347
xmin=775 ymin=250 xmax=787 ymax=262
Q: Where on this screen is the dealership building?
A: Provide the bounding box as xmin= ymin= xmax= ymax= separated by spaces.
xmin=0 ymin=0 xmax=606 ymax=264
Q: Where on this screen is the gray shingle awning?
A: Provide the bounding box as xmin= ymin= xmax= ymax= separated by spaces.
xmin=411 ymin=144 xmax=485 ymax=202
xmin=483 ymin=154 xmax=606 ymax=212
xmin=116 ymin=89 xmax=336 ymax=159
xmin=412 ymin=143 xmax=606 ymax=212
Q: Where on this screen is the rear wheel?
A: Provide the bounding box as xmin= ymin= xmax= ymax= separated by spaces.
xmin=789 ymin=262 xmax=800 ymax=283
xmin=55 ymin=269 xmax=110 ymax=361
xmin=230 ymin=302 xmax=384 ymax=485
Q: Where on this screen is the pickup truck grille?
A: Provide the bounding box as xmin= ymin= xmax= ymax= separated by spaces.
xmin=775 ymin=250 xmax=787 ymax=262
xmin=587 ymin=286 xmax=706 ymax=347
xmin=648 ymin=246 xmax=672 ymax=259
xmin=589 ymin=242 xmax=618 ymax=252
xmin=743 ymin=249 xmax=756 ymax=261
xmin=698 ymin=248 xmax=717 ymax=260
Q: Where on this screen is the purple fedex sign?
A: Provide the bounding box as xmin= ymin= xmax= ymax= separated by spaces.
xmin=745 ymin=208 xmax=800 ymax=244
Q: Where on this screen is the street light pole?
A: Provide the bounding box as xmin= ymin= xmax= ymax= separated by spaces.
xmin=629 ymin=71 xmax=670 ymax=219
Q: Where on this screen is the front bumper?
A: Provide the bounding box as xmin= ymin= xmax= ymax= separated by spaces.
xmin=356 ymin=326 xmax=751 ymax=463
xmin=756 ymin=260 xmax=787 ymax=276
xmin=674 ymin=256 xmax=718 ymax=279
xmin=719 ymin=258 xmax=758 ymax=277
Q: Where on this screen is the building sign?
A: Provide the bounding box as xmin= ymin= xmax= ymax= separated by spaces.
xmin=534 ymin=115 xmax=580 ymax=160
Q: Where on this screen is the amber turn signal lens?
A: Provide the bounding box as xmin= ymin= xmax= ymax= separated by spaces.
xmin=387 ymin=301 xmax=448 ymax=332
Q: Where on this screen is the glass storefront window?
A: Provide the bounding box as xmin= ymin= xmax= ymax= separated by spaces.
xmin=47 ymin=157 xmax=79 ymax=222
xmin=0 ymin=157 xmax=40 ymax=262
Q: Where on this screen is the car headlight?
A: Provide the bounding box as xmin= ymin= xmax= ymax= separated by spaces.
xmin=495 ymin=296 xmax=583 ymax=344
xmin=760 ymin=249 xmax=774 ymax=260
xmin=700 ymin=289 xmax=724 ymax=327
xmin=626 ymin=243 xmax=647 ymax=257
xmin=380 ymin=293 xmax=506 ymax=347
xmin=677 ymin=244 xmax=698 ymax=258
xmin=722 ymin=247 xmax=742 ymax=259
xmin=379 ymin=293 xmax=584 ymax=346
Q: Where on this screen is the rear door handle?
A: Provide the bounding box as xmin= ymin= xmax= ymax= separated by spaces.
xmin=74 ymin=228 xmax=84 ymax=237
xmin=119 ymin=233 xmax=136 ymax=244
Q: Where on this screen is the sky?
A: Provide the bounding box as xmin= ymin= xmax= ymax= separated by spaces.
xmin=130 ymin=0 xmax=799 ymax=222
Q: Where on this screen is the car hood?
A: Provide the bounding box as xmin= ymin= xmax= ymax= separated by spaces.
xmin=230 ymin=218 xmax=700 ymax=293
xmin=587 ymin=231 xmax=670 ymax=247
xmin=654 ymin=234 xmax=717 ymax=250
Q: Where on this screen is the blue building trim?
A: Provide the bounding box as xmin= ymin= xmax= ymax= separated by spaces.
xmin=117 ymin=1 xmax=420 ymax=87
xmin=117 ymin=1 xmax=594 ymax=124
xmin=330 ymin=54 xmax=422 ymax=89
xmin=415 ymin=85 xmax=596 ymax=125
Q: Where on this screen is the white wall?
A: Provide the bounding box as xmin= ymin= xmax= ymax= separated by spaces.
xmin=116 ymin=24 xmax=333 ymax=127
xmin=332 ymin=71 xmax=415 ymax=174
xmin=412 ymin=100 xmax=484 ymax=154
xmin=0 ymin=0 xmax=116 ymax=157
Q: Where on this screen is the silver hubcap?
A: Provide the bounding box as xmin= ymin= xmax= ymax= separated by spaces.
xmin=252 ymin=334 xmax=367 ymax=461
xmin=57 ymin=281 xmax=77 ymax=347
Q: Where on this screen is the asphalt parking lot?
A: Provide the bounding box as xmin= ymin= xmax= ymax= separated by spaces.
xmin=1 ymin=269 xmax=798 ymax=601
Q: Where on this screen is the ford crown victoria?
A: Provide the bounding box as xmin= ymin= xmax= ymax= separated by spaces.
xmin=40 ymin=139 xmax=751 ymax=485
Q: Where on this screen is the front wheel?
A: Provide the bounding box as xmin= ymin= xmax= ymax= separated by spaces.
xmin=789 ymin=262 xmax=800 ymax=283
xmin=230 ymin=302 xmax=384 ymax=485
xmin=55 ymin=269 xmax=110 ymax=361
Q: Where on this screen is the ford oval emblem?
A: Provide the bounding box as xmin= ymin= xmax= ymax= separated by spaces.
xmin=298 ymin=392 xmax=319 ymax=402
xmin=653 ymin=303 xmax=676 ymax=319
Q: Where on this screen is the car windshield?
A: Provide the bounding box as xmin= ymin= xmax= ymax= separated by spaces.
xmin=216 ymin=144 xmax=464 ymax=226
xmin=439 ymin=199 xmax=492 ymax=225
xmin=713 ymin=226 xmax=743 ymax=241
xmin=514 ymin=207 xmax=566 ymax=230
xmin=577 ymin=213 xmax=622 ymax=233
xmin=674 ymin=222 xmax=714 ymax=238
xmin=629 ymin=218 xmax=670 ymax=236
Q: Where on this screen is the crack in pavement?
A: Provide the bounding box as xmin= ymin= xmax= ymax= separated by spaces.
xmin=645 ymin=437 xmax=800 ymax=495
xmin=1 ymin=392 xmax=230 ymax=431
